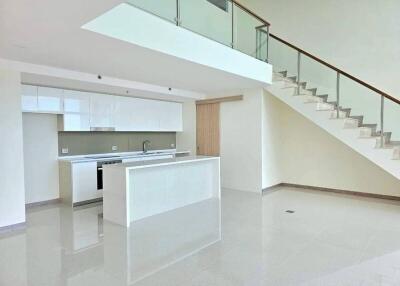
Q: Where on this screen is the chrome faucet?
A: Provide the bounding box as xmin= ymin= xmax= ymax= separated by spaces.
xmin=142 ymin=140 xmax=151 ymax=153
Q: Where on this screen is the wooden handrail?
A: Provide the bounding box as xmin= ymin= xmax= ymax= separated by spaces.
xmin=231 ymin=0 xmax=270 ymax=26
xmin=270 ymin=33 xmax=400 ymax=105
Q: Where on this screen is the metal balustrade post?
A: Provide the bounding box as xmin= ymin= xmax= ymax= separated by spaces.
xmin=380 ymin=95 xmax=385 ymax=148
xmin=231 ymin=2 xmax=234 ymax=48
xmin=266 ymin=26 xmax=270 ymax=63
xmin=336 ymin=72 xmax=340 ymax=119
xmin=256 ymin=29 xmax=260 ymax=59
xmin=176 ymin=0 xmax=181 ymax=26
xmin=297 ymin=51 xmax=301 ymax=95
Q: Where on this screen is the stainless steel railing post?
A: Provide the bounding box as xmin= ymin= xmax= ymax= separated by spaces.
xmin=266 ymin=26 xmax=269 ymax=63
xmin=231 ymin=2 xmax=235 ymax=48
xmin=297 ymin=51 xmax=301 ymax=95
xmin=380 ymin=95 xmax=385 ymax=148
xmin=176 ymin=0 xmax=181 ymax=26
xmin=336 ymin=72 xmax=340 ymax=119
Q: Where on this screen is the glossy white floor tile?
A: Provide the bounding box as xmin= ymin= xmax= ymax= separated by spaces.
xmin=2 ymin=187 xmax=400 ymax=285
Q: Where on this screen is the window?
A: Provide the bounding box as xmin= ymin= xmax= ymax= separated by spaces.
xmin=207 ymin=0 xmax=229 ymax=12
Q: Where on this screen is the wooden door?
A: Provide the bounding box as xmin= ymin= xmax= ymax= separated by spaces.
xmin=196 ymin=103 xmax=220 ymax=156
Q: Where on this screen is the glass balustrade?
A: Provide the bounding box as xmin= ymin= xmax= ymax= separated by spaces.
xmin=300 ymin=55 xmax=337 ymax=103
xmin=180 ymin=0 xmax=233 ymax=47
xmin=384 ymin=98 xmax=400 ymax=143
xmin=125 ymin=0 xmax=270 ymax=62
xmin=126 ymin=0 xmax=177 ymax=23
xmin=268 ymin=36 xmax=298 ymax=78
xmin=340 ymin=76 xmax=381 ymax=126
xmin=233 ymin=3 xmax=264 ymax=58
xmin=255 ymin=28 xmax=268 ymax=61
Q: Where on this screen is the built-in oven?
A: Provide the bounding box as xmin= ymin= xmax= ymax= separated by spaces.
xmin=97 ymin=160 xmax=122 ymax=190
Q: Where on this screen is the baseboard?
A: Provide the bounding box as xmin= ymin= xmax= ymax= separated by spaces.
xmin=262 ymin=183 xmax=284 ymax=193
xmin=0 ymin=222 xmax=26 ymax=235
xmin=73 ymin=198 xmax=103 ymax=207
xmin=265 ymin=183 xmax=400 ymax=201
xmin=25 ymin=198 xmax=62 ymax=209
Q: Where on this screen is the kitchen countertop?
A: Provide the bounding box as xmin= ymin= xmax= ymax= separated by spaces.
xmin=58 ymin=149 xmax=190 ymax=163
xmin=104 ymin=156 xmax=219 ymax=171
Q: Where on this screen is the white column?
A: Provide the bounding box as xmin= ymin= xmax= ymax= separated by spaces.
xmin=0 ymin=69 xmax=26 ymax=228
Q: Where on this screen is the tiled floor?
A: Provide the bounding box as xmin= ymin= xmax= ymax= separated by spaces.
xmin=2 ymin=187 xmax=400 ymax=285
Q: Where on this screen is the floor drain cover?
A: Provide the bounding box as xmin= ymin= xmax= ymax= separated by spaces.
xmin=285 ymin=210 xmax=295 ymax=213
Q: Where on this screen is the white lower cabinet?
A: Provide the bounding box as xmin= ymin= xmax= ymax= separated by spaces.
xmin=72 ymin=162 xmax=100 ymax=204
xmin=60 ymin=154 xmax=175 ymax=206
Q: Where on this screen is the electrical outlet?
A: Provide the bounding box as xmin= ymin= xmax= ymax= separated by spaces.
xmin=170 ymin=143 xmax=175 ymax=148
xmin=112 ymin=145 xmax=118 ymax=151
xmin=61 ymin=148 xmax=69 ymax=154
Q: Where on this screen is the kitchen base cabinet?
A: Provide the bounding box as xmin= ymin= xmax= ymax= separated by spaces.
xmin=59 ymin=161 xmax=101 ymax=206
xmin=59 ymin=153 xmax=181 ymax=207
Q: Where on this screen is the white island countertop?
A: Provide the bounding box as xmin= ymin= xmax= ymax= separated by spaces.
xmin=107 ymin=156 xmax=219 ymax=170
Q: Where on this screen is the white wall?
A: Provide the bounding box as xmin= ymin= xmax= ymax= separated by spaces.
xmin=176 ymin=101 xmax=197 ymax=155
xmin=262 ymin=91 xmax=284 ymax=188
xmin=219 ymin=89 xmax=263 ymax=193
xmin=22 ymin=113 xmax=60 ymax=204
xmin=0 ymin=69 xmax=25 ymax=228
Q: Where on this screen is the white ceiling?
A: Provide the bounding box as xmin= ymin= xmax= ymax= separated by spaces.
xmin=0 ymin=0 xmax=266 ymax=96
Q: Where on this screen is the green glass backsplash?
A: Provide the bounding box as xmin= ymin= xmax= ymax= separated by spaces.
xmin=58 ymin=132 xmax=176 ymax=156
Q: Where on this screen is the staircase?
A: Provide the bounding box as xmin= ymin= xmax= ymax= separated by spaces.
xmin=265 ymin=70 xmax=400 ymax=180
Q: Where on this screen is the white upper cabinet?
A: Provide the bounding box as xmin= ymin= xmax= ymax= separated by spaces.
xmin=129 ymin=97 xmax=160 ymax=131
xmin=22 ymin=85 xmax=182 ymax=132
xmin=158 ymin=101 xmax=183 ymax=131
xmin=89 ymin=93 xmax=115 ymax=129
xmin=21 ymin=84 xmax=38 ymax=112
xmin=37 ymin=86 xmax=64 ymax=113
xmin=61 ymin=90 xmax=91 ymax=131
xmin=114 ymin=96 xmax=134 ymax=131
xmin=63 ymin=90 xmax=90 ymax=113
xmin=60 ymin=113 xmax=91 ymax=132
xmin=114 ymin=96 xmax=183 ymax=132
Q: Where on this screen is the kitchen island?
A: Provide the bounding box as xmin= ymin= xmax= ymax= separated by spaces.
xmin=59 ymin=150 xmax=190 ymax=206
xmin=103 ymin=156 xmax=220 ymax=227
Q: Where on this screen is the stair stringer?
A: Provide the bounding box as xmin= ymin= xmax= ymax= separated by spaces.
xmin=264 ymin=79 xmax=400 ymax=181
